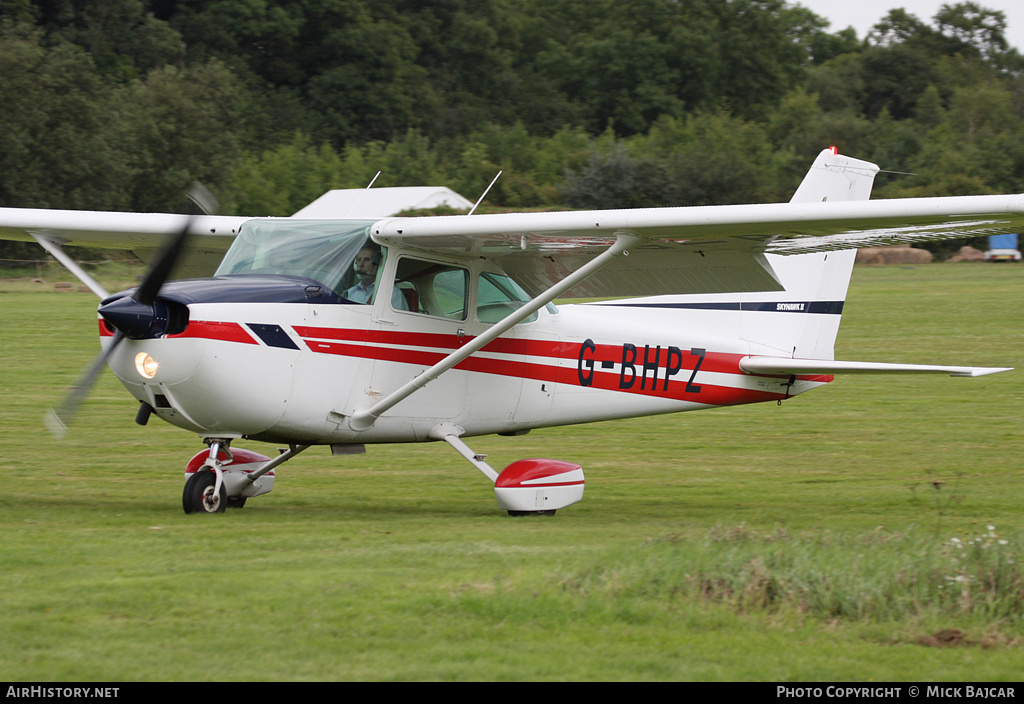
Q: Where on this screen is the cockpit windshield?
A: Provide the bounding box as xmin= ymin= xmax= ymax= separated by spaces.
xmin=215 ymin=219 xmax=377 ymax=294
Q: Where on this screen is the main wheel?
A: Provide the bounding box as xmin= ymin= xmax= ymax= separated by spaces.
xmin=182 ymin=471 xmax=227 ymax=514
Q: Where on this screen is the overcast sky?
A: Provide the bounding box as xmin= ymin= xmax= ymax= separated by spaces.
xmin=795 ymin=1 xmax=1024 ymax=52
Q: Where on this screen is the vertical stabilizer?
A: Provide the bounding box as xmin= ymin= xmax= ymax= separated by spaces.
xmin=789 ymin=147 xmax=879 ymax=205
xmin=770 ymin=148 xmax=879 ymax=359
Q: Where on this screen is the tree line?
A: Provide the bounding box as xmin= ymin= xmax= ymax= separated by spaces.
xmin=1 ymin=0 xmax=1023 ymax=261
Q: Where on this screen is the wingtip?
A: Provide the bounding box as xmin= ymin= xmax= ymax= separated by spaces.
xmin=952 ymin=367 xmax=1014 ymax=378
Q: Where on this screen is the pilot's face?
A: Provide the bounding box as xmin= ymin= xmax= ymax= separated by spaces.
xmin=354 ymin=248 xmax=377 ymax=280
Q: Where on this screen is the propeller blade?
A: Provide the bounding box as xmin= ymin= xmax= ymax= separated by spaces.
xmin=45 ymin=330 xmax=125 ymax=439
xmin=187 ymin=181 xmax=218 ymax=216
xmin=133 ymin=216 xmax=193 ymax=306
xmin=132 ymin=183 xmax=214 ymax=305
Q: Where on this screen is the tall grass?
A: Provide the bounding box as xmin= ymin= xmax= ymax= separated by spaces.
xmin=563 ymin=525 xmax=1024 ymax=627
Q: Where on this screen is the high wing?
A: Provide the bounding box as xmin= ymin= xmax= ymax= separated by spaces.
xmin=370 ymin=191 xmax=1024 ymax=298
xmin=4 ymin=148 xmax=1024 ymax=300
xmin=0 ymin=209 xmax=247 ymax=250
xmin=0 ymin=209 xmax=250 ymax=280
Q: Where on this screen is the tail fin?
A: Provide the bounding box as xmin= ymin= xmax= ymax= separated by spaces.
xmin=739 ymin=151 xmax=1009 ymax=379
xmin=760 ymin=148 xmax=879 ymax=359
xmin=789 ymin=147 xmax=879 ymax=204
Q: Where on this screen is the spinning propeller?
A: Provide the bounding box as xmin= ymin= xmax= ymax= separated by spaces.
xmin=45 ymin=185 xmax=216 ymax=438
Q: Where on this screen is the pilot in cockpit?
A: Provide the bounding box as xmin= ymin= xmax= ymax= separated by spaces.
xmin=345 ymin=243 xmax=409 ymax=310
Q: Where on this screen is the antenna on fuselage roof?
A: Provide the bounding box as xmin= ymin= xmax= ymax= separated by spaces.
xmin=467 ymin=171 xmax=502 ymax=215
xmin=344 ymin=171 xmax=382 ymax=217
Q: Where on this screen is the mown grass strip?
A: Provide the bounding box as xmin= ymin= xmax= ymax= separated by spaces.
xmin=0 ymin=262 xmax=1021 ymax=680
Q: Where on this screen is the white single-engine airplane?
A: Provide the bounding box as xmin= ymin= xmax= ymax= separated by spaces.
xmin=0 ymin=148 xmax=1019 ymax=515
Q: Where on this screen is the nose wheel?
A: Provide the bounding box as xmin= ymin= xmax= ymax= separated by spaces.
xmin=181 ymin=440 xmax=307 ymax=514
xmin=182 ymin=470 xmax=226 ymax=514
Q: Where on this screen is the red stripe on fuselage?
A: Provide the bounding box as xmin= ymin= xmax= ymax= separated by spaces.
xmin=299 ymin=327 xmax=750 ymax=375
xmin=293 ymin=325 xmax=572 ymax=358
xmin=167 ymin=321 xmax=258 ymax=344
xmin=297 ymin=328 xmax=807 ymax=407
xmin=98 ymin=318 xmax=257 ymax=344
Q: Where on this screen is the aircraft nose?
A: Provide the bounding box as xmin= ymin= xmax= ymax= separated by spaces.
xmin=104 ymin=328 xmax=292 ymax=437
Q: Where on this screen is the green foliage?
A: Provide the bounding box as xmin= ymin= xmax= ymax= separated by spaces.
xmin=0 ymin=20 xmax=250 ymax=213
xmin=2 ymin=1 xmax=1024 ymax=227
xmin=562 ymin=143 xmax=664 ymax=209
xmin=0 ymin=22 xmax=134 ymax=210
xmin=227 ymin=133 xmax=358 ymax=217
xmin=574 ymin=526 xmax=1024 ymax=625
xmin=560 ymin=110 xmax=782 ymax=210
xmin=124 ymin=61 xmax=250 ymax=212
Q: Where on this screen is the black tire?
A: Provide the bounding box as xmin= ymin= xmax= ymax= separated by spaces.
xmin=182 ymin=471 xmax=227 ymax=514
xmin=507 ymin=509 xmax=556 ymax=517
xmin=227 ymin=497 xmax=247 ymax=509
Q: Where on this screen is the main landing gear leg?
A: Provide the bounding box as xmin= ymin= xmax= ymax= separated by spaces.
xmin=430 ymin=424 xmax=585 ymax=517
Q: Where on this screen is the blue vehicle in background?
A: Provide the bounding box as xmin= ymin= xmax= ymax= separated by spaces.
xmin=985 ymin=234 xmax=1021 ymax=261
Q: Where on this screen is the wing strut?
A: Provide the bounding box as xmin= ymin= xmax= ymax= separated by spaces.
xmin=347 ymin=233 xmax=640 ymax=431
xmin=30 ymin=232 xmax=110 ymax=299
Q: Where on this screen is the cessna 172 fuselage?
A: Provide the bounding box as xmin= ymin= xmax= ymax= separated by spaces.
xmin=101 ymin=216 xmax=830 ymax=446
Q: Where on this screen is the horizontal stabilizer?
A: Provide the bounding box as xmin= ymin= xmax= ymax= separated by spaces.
xmin=739 ymin=356 xmax=1012 ymax=378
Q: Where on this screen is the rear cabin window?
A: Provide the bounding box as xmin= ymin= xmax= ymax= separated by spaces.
xmin=477 ymin=272 xmax=537 ymax=324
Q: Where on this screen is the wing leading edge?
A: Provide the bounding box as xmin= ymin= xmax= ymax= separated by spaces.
xmin=0 ymin=209 xmax=247 ymax=250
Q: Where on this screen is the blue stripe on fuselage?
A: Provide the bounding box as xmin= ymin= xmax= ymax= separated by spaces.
xmin=589 ymin=301 xmax=844 ymax=314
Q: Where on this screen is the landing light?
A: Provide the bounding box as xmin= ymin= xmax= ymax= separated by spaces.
xmin=135 ymin=352 xmax=159 ymax=379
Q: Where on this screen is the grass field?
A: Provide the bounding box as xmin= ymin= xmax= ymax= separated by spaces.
xmin=0 ymin=262 xmax=1022 ymax=681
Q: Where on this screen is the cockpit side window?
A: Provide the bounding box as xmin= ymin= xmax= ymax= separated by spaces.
xmin=394 ymin=257 xmax=468 ymax=320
